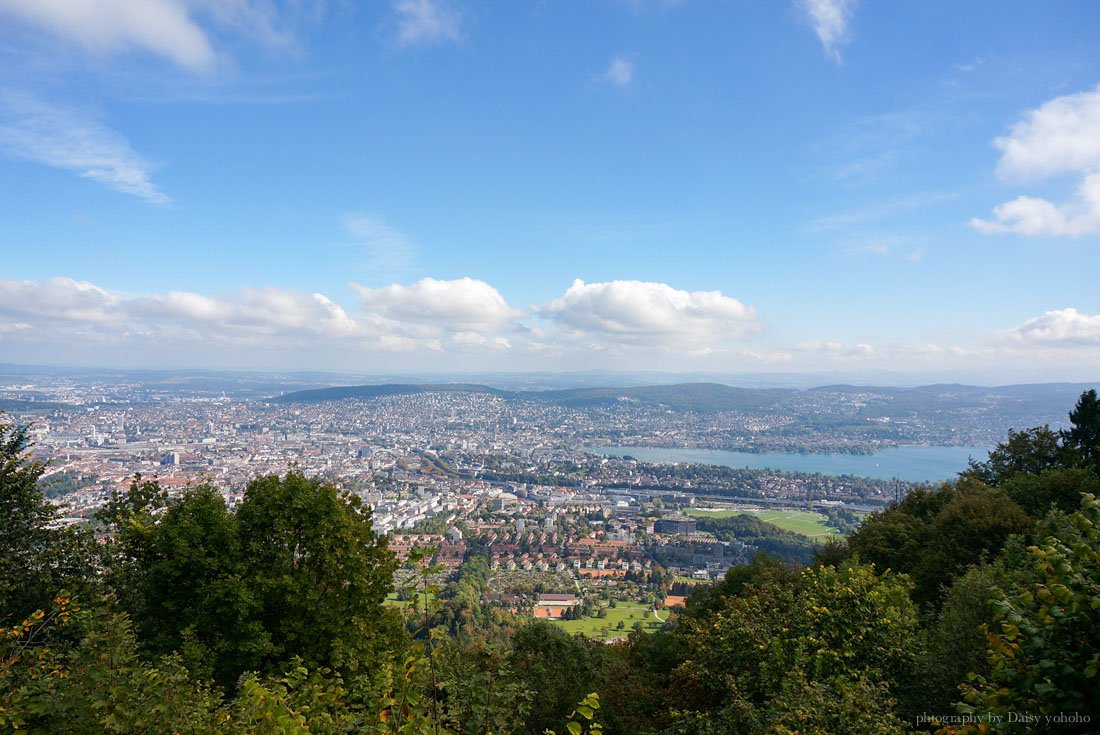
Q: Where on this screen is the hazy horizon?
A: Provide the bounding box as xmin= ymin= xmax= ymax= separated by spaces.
xmin=3 ymin=359 xmax=1097 ymax=391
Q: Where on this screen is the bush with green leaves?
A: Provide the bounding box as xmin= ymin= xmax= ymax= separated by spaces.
xmin=955 ymin=494 xmax=1100 ymax=734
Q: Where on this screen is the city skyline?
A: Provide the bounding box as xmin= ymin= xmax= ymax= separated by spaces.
xmin=1 ymin=1 xmax=1099 ymax=380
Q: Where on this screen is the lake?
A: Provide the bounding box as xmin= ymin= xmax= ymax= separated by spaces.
xmin=586 ymin=445 xmax=992 ymax=482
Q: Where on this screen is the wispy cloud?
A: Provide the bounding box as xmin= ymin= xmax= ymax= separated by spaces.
xmin=972 ymin=84 xmax=1100 ymax=237
xmin=602 ymin=57 xmax=635 ymax=87
xmin=797 ymin=0 xmax=858 ymax=63
xmin=806 ymin=190 xmax=961 ymax=232
xmin=0 ymin=93 xmax=170 ymax=204
xmin=0 ymin=0 xmax=217 ymax=72
xmin=843 ymin=237 xmax=927 ymax=263
xmin=392 ymin=0 xmax=462 ymax=47
xmin=342 ymin=213 xmax=417 ymax=275
xmin=812 ymin=109 xmax=934 ymax=186
xmin=0 ymin=0 xmax=309 ymax=73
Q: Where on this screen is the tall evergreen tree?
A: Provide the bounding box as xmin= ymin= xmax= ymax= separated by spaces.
xmin=1065 ymin=388 xmax=1100 ymax=471
xmin=1 ymin=417 xmax=98 ymax=622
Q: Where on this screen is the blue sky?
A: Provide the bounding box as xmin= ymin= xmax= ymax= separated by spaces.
xmin=1 ymin=0 xmax=1099 ymax=381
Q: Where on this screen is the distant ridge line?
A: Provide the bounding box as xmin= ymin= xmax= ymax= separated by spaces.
xmin=265 ymin=381 xmax=1097 ymax=415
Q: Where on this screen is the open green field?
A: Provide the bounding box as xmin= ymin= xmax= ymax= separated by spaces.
xmin=553 ymin=604 xmax=665 ymax=639
xmin=384 ymin=591 xmax=436 ymax=611
xmin=684 ymin=507 xmax=840 ymax=538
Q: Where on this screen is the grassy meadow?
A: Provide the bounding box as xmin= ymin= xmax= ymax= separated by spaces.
xmin=684 ymin=507 xmax=841 ymax=538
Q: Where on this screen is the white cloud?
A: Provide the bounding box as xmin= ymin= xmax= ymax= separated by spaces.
xmin=0 ymin=277 xmax=123 ymax=324
xmin=132 ymin=287 xmax=365 ymax=338
xmin=602 ymin=57 xmax=634 ymax=87
xmin=545 ymin=279 xmax=757 ymax=347
xmin=342 ymin=213 xmax=416 ymax=273
xmin=451 ymin=331 xmax=510 ymax=350
xmin=0 ymin=94 xmax=170 ymax=204
xmin=0 ymin=276 xmax=534 ymax=362
xmin=1005 ymin=308 xmax=1100 ymax=346
xmin=187 ymin=0 xmax=297 ymax=51
xmin=971 ymin=172 xmax=1100 ymax=237
xmin=793 ymin=339 xmax=875 ymax=358
xmin=973 ymin=85 xmax=1100 ymax=237
xmin=0 ymin=0 xmax=217 ymax=71
xmin=0 ymin=278 xmax=377 ymax=353
xmin=352 ymin=277 xmax=523 ymax=333
xmin=797 ymin=0 xmax=858 ymax=63
xmin=0 ymin=0 xmax=305 ymax=71
xmin=392 ymin=0 xmax=461 ymax=47
xmin=795 ymin=340 xmax=844 ymax=353
xmin=993 ymin=85 xmax=1100 ymax=182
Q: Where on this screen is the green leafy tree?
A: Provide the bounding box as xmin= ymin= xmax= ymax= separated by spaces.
xmin=848 ymin=481 xmax=1032 ymax=609
xmin=917 ymin=559 xmax=1029 ymax=716
xmin=508 ymin=621 xmax=602 ymax=735
xmin=956 ymin=495 xmax=1100 ymax=734
xmin=95 ymin=474 xmax=170 ymax=620
xmin=670 ymin=561 xmax=920 ymax=733
xmin=963 ymin=425 xmax=1067 ymax=486
xmin=1000 ymin=467 xmax=1100 ymax=517
xmin=130 ymin=485 xmax=271 ymax=689
xmin=236 ymin=471 xmax=400 ymax=675
xmin=0 ymin=600 xmax=225 ymax=734
xmin=1 ymin=418 xmax=98 ymax=623
xmin=434 ymin=638 xmax=531 ymax=735
xmin=767 ymin=672 xmax=909 ymax=735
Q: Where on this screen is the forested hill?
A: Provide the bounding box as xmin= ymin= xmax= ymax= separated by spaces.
xmin=267 ymin=380 xmax=1095 ymax=424
xmin=265 ymin=381 xmax=780 ymax=409
xmin=266 ymin=382 xmax=506 ymax=403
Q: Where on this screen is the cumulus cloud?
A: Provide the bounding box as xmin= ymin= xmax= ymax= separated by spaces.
xmin=0 ymin=278 xmax=375 ymax=344
xmin=0 ymin=277 xmax=123 ymax=324
xmin=972 ymin=85 xmax=1100 ymax=237
xmin=0 ymin=94 xmax=170 ymax=204
xmin=0 ymin=277 xmax=520 ymax=358
xmin=352 ymin=277 xmax=523 ymax=333
xmin=971 ymin=172 xmax=1100 ymax=237
xmin=131 ymin=287 xmax=365 ymax=338
xmin=392 ymin=0 xmax=461 ymax=47
xmin=993 ymin=85 xmax=1100 ymax=181
xmin=1005 ymin=308 xmax=1100 ymax=346
xmin=797 ymin=0 xmax=858 ymax=63
xmin=545 ymin=279 xmax=757 ymax=347
xmin=602 ymin=57 xmax=634 ymax=87
xmin=0 ymin=276 xmax=535 ymax=363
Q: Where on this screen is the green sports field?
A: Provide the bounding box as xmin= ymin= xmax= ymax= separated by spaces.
xmin=683 ymin=507 xmax=841 ymax=538
xmin=553 ymin=604 xmax=665 ymax=639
